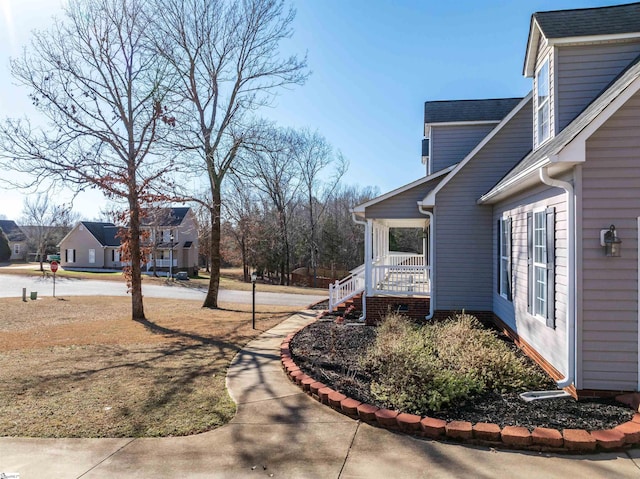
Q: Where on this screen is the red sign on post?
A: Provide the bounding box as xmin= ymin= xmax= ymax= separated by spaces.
xmin=50 ymin=261 xmax=59 ymax=273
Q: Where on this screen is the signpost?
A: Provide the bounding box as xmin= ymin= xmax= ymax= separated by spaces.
xmin=50 ymin=261 xmax=59 ymax=298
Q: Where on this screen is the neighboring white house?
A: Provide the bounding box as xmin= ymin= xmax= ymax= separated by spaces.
xmin=331 ymin=2 xmax=640 ymax=399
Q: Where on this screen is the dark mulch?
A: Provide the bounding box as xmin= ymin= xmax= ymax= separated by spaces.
xmin=290 ymin=319 xmax=634 ymax=431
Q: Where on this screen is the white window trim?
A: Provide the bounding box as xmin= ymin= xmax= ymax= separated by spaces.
xmin=89 ymin=249 xmax=96 ymax=264
xmin=13 ymin=243 xmax=20 ymax=255
xmin=535 ymin=57 xmax=551 ymax=147
xmin=532 ymin=209 xmax=547 ymax=320
xmin=499 ymin=217 xmax=511 ymax=301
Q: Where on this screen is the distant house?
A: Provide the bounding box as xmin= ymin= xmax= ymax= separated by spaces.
xmin=0 ymin=219 xmax=28 ymax=261
xmin=330 ymin=2 xmax=640 ymax=399
xmin=58 ymin=221 xmax=122 ymax=269
xmin=141 ymin=207 xmax=199 ymax=275
xmin=58 ymin=207 xmax=199 ymax=274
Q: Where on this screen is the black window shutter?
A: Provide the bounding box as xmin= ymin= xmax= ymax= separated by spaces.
xmin=527 ymin=212 xmax=533 ymax=313
xmin=506 ymin=217 xmax=512 ymax=301
xmin=545 ymin=207 xmax=556 ymax=328
xmin=65 ymin=249 xmax=68 ymax=262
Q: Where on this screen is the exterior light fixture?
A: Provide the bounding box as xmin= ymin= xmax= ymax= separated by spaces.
xmin=600 ymin=225 xmax=622 ymax=257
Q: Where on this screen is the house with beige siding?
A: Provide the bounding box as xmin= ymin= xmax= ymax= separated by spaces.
xmin=330 ymin=2 xmax=640 ymax=398
xmin=58 ymin=207 xmax=199 ymax=275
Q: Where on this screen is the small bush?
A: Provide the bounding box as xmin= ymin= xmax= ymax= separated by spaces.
xmin=363 ymin=312 xmax=550 ymax=414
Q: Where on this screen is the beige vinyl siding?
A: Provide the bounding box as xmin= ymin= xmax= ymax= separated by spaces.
xmin=557 ymin=41 xmax=640 ymax=132
xmin=580 ymin=90 xmax=640 ymax=391
xmin=433 ymin=99 xmax=532 ymax=311
xmin=365 ymin=177 xmax=442 ymax=219
xmin=533 ymin=38 xmax=554 ymax=148
xmin=59 ymin=226 xmax=105 ymax=268
xmin=430 ymin=124 xmax=496 ymax=173
xmin=492 ymin=185 xmax=568 ymax=375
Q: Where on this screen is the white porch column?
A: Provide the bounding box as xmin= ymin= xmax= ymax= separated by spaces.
xmin=365 ymin=219 xmax=373 ymax=296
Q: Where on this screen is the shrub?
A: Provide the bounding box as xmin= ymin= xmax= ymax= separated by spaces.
xmin=363 ymin=312 xmax=550 ymax=414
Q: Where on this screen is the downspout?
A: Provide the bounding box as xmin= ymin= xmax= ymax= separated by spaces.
xmin=539 ymin=166 xmax=576 ymax=390
xmin=352 ymin=213 xmax=367 ymax=322
xmin=418 ymin=205 xmax=435 ymax=320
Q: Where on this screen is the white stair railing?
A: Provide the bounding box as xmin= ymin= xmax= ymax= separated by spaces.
xmin=329 ymin=265 xmax=365 ymax=312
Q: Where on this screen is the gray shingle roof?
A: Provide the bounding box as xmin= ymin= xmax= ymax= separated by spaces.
xmin=484 ymin=52 xmax=640 ymax=200
xmin=424 ymin=98 xmax=522 ymax=124
xmin=103 ymin=226 xmax=122 ymax=247
xmin=534 ymin=2 xmax=640 ymax=39
xmin=0 ymin=220 xmax=27 ymax=242
xmin=141 ymin=207 xmax=190 ymax=227
xmin=81 ymin=221 xmax=121 ymax=247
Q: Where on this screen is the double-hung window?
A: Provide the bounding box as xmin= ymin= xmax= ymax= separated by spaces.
xmin=536 ymin=59 xmax=550 ymax=146
xmin=527 ymin=208 xmax=555 ymax=327
xmin=498 ymin=217 xmax=512 ymax=300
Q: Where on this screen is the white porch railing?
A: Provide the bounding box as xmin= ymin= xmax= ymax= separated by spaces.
xmin=328 ymin=254 xmax=431 ymax=311
xmin=148 ymin=259 xmax=177 ymax=268
xmin=329 ymin=267 xmax=365 ymax=312
xmin=371 ymin=264 xmax=431 ymax=296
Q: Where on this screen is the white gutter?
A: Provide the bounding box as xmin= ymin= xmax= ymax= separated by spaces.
xmin=539 ymin=166 xmax=576 ymax=390
xmin=418 ymin=205 xmax=435 ymax=320
xmin=351 ymin=213 xmax=367 ymax=322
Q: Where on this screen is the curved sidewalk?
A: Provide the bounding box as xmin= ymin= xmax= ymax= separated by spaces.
xmin=1 ymin=311 xmax=640 ymax=478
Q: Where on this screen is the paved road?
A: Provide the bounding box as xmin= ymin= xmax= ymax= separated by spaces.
xmin=0 ymin=274 xmax=327 ymax=307
xmin=2 ymin=311 xmax=640 ymax=478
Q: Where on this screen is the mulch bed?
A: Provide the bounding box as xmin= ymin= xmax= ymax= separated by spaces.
xmin=290 ymin=318 xmax=634 ymax=431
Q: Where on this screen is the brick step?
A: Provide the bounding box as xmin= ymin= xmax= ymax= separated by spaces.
xmin=335 ymin=294 xmax=363 ymax=312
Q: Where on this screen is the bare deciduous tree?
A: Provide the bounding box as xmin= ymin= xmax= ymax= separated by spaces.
xmin=20 ymin=193 xmax=77 ymax=271
xmin=241 ymin=127 xmax=301 ymax=284
xmin=151 ymin=0 xmax=308 ymax=307
xmin=294 ymin=128 xmax=347 ymax=286
xmin=0 ymin=0 xmax=175 ymax=320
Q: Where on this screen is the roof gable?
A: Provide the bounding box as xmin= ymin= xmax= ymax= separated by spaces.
xmin=524 ymin=3 xmax=640 ymax=77
xmin=421 ymin=93 xmax=533 ymax=207
xmin=482 ymin=53 xmax=640 ymax=204
xmin=424 ymin=98 xmax=522 ymax=124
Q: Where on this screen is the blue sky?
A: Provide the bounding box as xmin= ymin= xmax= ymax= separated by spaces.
xmin=0 ymin=0 xmax=622 ymax=221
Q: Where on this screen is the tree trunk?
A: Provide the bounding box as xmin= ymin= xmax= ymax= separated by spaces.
xmin=241 ymin=235 xmax=249 ymax=283
xmin=128 ymin=198 xmax=145 ymax=321
xmin=203 ymin=186 xmax=221 ymax=308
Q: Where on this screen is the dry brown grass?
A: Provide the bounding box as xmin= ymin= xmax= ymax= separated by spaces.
xmin=0 ymin=296 xmax=297 ymax=438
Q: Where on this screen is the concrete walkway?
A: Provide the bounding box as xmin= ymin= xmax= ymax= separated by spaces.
xmin=1 ymin=311 xmax=640 ymax=478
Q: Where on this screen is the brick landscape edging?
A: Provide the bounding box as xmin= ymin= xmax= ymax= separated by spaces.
xmin=280 ymin=316 xmax=640 ymax=454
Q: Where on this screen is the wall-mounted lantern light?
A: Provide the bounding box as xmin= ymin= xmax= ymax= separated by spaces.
xmin=600 ymin=225 xmax=622 ymax=257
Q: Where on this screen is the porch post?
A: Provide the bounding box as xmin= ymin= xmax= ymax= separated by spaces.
xmin=365 ymin=219 xmax=373 ymax=296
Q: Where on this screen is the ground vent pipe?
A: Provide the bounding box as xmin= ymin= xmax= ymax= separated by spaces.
xmin=539 ymin=166 xmax=576 ymax=390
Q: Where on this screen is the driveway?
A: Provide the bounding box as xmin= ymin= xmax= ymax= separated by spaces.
xmin=0 ymin=274 xmax=326 ymax=307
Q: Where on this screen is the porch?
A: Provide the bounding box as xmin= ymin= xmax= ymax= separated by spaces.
xmin=329 ymin=218 xmax=432 ymax=313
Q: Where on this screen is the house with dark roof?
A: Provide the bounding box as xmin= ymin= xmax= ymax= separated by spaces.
xmin=58 ymin=207 xmax=199 ymax=274
xmin=0 ymin=219 xmax=28 ymax=261
xmin=330 ymin=2 xmax=640 ymax=399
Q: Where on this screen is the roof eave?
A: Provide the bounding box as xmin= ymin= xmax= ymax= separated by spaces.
xmin=524 ymin=17 xmax=543 ymax=78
